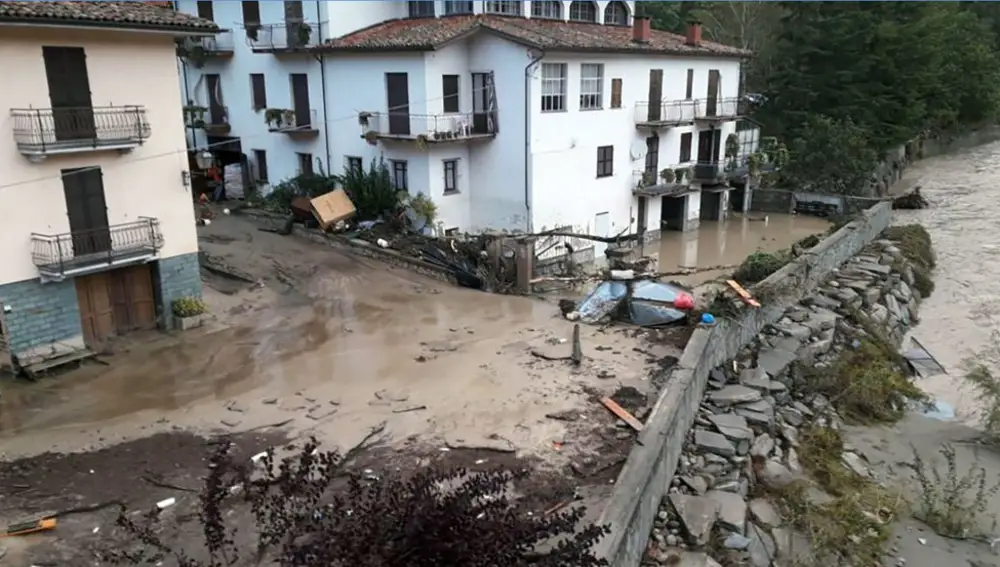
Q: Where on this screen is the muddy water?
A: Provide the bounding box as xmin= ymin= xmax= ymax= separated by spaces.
xmin=646 ymin=214 xmax=831 ymax=286
xmin=892 ymin=141 xmax=1000 ymax=427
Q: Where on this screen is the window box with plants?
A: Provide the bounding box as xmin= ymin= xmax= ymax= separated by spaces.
xmin=264 ymin=108 xmax=296 ymax=131
xmin=183 ymin=105 xmax=207 ymax=128
xmin=172 ymin=296 xmax=208 ymax=331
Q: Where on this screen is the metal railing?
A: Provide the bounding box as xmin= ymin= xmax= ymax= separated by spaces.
xmin=367 ymin=111 xmax=498 ymax=139
xmin=693 ymin=161 xmax=723 ymax=181
xmin=633 ymin=100 xmax=697 ymax=125
xmin=206 ymin=104 xmax=230 ymax=128
xmin=31 ymin=218 xmax=163 ymax=278
xmin=11 ymin=106 xmax=151 ymax=154
xmin=197 ymin=30 xmax=234 ymax=52
xmin=267 ymin=108 xmax=318 ymax=131
xmin=246 ymin=21 xmax=319 ymax=51
xmin=695 ymin=96 xmax=746 ymax=120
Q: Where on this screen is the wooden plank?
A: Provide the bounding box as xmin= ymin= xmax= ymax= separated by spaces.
xmin=2 ymin=517 xmax=57 ymax=537
xmin=726 ymin=279 xmax=761 ymax=308
xmin=600 ymin=397 xmax=644 ymax=432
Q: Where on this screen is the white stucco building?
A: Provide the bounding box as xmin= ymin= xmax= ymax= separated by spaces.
xmin=0 ymin=2 xmax=213 ymax=371
xmin=176 ymin=1 xmax=752 ymax=248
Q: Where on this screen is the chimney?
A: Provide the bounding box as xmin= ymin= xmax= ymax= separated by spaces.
xmin=686 ymin=21 xmax=702 ymax=47
xmin=632 ymin=16 xmax=651 ymax=44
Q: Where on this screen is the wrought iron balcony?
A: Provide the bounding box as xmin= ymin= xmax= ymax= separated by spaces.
xmin=265 ymin=108 xmax=318 ymax=138
xmin=246 ymin=21 xmax=318 ymax=52
xmin=177 ymin=31 xmax=235 ymax=59
xmin=634 ymin=100 xmax=697 ymax=128
xmin=695 ymin=97 xmax=747 ymax=121
xmin=32 ymin=218 xmax=163 ymax=282
xmin=11 ymin=106 xmax=151 ymax=158
xmin=633 ymin=165 xmax=695 ymax=198
xmin=363 ymin=111 xmax=498 ymax=143
xmin=724 ymin=126 xmax=778 ymax=180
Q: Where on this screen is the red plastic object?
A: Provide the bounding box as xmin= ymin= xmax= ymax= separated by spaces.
xmin=673 ymin=294 xmax=695 ymax=310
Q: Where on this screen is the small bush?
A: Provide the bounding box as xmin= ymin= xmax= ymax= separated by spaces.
xmin=336 ymin=157 xmax=401 ymax=221
xmin=171 ymin=296 xmax=207 ymax=318
xmin=733 ymin=250 xmax=790 ymax=284
xmin=885 ymin=224 xmax=936 ymax=297
xmin=910 ymin=443 xmax=1000 ymax=539
xmin=261 ymin=173 xmax=338 ymax=214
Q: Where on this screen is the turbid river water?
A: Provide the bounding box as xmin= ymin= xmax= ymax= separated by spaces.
xmin=893 ymin=141 xmax=1000 ymax=427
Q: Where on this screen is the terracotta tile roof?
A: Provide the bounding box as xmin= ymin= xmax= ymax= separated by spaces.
xmin=319 ymin=15 xmax=748 ymax=58
xmin=0 ymin=1 xmax=219 ymax=33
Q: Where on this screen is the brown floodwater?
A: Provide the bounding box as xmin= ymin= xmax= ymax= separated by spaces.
xmin=892 ymin=141 xmax=1000 ymax=426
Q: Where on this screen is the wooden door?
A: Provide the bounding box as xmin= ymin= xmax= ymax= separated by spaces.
xmin=386 ymin=72 xmax=410 ymax=135
xmin=706 ymin=70 xmax=720 ymax=116
xmin=284 ymin=0 xmax=305 ymax=47
xmin=196 ymin=1 xmax=214 ymax=20
xmin=63 ymin=168 xmax=111 ymax=257
xmin=205 ymin=74 xmax=225 ymax=124
xmin=43 ymin=46 xmax=95 ymax=141
xmin=109 ymin=265 xmax=156 ymax=332
xmin=637 ymin=196 xmax=647 ymax=234
xmin=646 ymin=69 xmax=663 ymax=122
xmin=290 ymin=73 xmax=311 ymax=127
xmin=76 ymin=273 xmax=115 ymax=348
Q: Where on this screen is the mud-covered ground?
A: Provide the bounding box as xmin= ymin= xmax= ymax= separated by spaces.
xmin=0 ymin=212 xmax=691 ymax=565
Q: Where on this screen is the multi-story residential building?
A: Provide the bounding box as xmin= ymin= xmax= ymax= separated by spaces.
xmin=177 ymin=1 xmax=751 ymax=257
xmin=0 ymin=3 xmax=214 ymax=372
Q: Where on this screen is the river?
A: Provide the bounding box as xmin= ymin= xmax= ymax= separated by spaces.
xmin=894 ymin=141 xmax=1000 ymax=427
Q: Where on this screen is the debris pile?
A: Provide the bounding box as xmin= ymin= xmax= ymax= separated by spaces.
xmin=891 ymin=186 xmax=929 ymax=210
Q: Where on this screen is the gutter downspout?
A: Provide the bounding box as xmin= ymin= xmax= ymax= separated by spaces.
xmin=180 ymin=58 xmax=195 ymax=149
xmin=524 ymin=48 xmax=544 ymax=233
xmin=316 ymin=1 xmax=332 ymax=173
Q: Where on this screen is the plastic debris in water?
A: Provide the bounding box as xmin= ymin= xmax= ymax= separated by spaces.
xmin=701 ymin=313 xmax=716 ymax=325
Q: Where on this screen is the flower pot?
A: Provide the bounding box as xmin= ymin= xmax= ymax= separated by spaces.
xmin=174 ymin=314 xmax=205 ymax=331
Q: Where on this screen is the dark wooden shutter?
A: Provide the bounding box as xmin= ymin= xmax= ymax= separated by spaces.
xmin=680 ymin=133 xmax=692 ymax=163
xmin=43 ymin=46 xmax=95 ymax=141
xmin=646 ymin=69 xmax=662 ymax=122
xmin=290 ymin=74 xmax=311 ymax=127
xmin=610 ymin=78 xmax=622 ymax=109
xmin=442 ymin=75 xmax=459 ymax=113
xmin=197 ymin=1 xmax=214 ymax=20
xmin=250 ymin=73 xmax=267 ymax=109
xmin=241 ymin=0 xmax=260 ymax=24
xmin=63 ymin=168 xmax=110 ymax=255
xmin=685 ymin=69 xmax=694 ymax=100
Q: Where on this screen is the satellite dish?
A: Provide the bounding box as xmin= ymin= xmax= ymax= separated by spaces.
xmin=629 ymin=141 xmax=646 ymax=162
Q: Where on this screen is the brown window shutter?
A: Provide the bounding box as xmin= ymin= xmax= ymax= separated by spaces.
xmin=610 ymin=78 xmax=622 ymax=109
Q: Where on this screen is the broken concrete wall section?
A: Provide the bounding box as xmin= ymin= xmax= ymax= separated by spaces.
xmin=595 ymin=202 xmax=892 ymax=567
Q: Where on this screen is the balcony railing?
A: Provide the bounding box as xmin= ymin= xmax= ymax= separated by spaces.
xmin=633 ymin=166 xmax=695 ymax=197
xmin=693 ymin=162 xmax=724 ymax=183
xmin=266 ymin=107 xmax=318 ymax=135
xmin=178 ymin=31 xmax=234 ymax=58
xmin=634 ymin=100 xmax=697 ymax=127
xmin=695 ymin=97 xmax=746 ymax=121
xmin=11 ymin=106 xmax=151 ymax=157
xmin=365 ymin=111 xmax=498 ymax=142
xmin=246 ymin=21 xmax=319 ymax=52
xmin=32 ymin=218 xmax=163 ymax=281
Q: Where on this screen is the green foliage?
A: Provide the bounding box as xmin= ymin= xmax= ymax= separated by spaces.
xmin=911 ymin=443 xmax=1000 ymax=539
xmin=885 ymin=224 xmax=936 ymax=297
xmin=407 ymin=193 xmax=437 ymax=224
xmin=172 ymin=296 xmax=207 ymax=318
xmin=260 ymin=173 xmax=337 ymax=214
xmin=781 ymin=115 xmax=879 ymax=196
xmin=335 ymin=158 xmax=400 ymax=222
xmin=733 ymin=250 xmax=790 ymax=284
xmin=962 ymin=364 xmax=1000 ymax=442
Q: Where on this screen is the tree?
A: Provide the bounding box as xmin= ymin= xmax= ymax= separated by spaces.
xmin=780 ymin=115 xmax=877 ymax=196
xmin=102 ymin=437 xmax=609 ymax=567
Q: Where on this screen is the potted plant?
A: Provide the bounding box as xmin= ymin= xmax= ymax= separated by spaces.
xmin=183 ymin=105 xmax=207 ymax=128
xmin=748 ymin=152 xmax=764 ymax=178
xmin=409 ymin=193 xmax=438 ymax=225
xmin=432 ymin=131 xmax=442 ymax=141
xmin=725 ymin=133 xmax=740 ymax=161
xmin=416 ymin=134 xmax=430 ymax=150
xmin=172 ymin=296 xmax=207 ymax=330
xmin=364 ymin=130 xmax=379 ymax=145
xmin=296 ymin=22 xmax=312 ymax=46
xmin=660 ymin=168 xmax=676 ymax=184
xmin=675 ymin=167 xmax=691 ymax=185
xmin=641 ymin=171 xmax=655 ymax=186
xmin=264 ymin=108 xmax=286 ymax=129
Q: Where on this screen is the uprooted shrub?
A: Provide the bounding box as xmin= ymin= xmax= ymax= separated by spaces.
xmin=732 ymin=250 xmax=791 ymax=284
xmin=101 ymin=438 xmax=609 ymax=567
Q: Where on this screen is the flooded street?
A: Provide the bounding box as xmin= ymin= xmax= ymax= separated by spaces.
xmin=648 ymin=214 xmax=831 ymax=286
xmin=893 ymin=141 xmax=1000 ymax=427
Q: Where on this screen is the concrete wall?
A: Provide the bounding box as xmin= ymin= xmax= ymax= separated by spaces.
xmin=156 ymin=252 xmax=204 ymax=329
xmin=595 ymin=201 xmax=893 ymax=567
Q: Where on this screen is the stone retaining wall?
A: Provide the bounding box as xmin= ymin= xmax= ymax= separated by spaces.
xmin=236 ymin=209 xmax=456 ymax=284
xmin=595 ymin=202 xmax=893 ymax=567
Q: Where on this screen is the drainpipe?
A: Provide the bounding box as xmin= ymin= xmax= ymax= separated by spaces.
xmin=523 ymin=48 xmax=545 ymax=233
xmin=180 ymin=59 xmax=195 ymax=149
xmin=315 ymin=1 xmax=332 ymax=172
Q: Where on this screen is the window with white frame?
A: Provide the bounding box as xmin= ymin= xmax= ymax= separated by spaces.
xmin=444 ymin=0 xmax=474 ymax=14
xmin=541 ymin=63 xmax=567 ymax=112
xmin=603 ymin=1 xmax=629 ymax=26
xmin=484 ymin=0 xmax=521 ymax=16
xmin=568 ymin=1 xmax=597 ymax=22
xmin=531 ymin=0 xmax=562 ymax=19
xmin=391 ymin=160 xmax=409 ymax=191
xmin=579 ymin=63 xmax=603 ymax=110
xmin=443 ymin=159 xmax=459 ymax=194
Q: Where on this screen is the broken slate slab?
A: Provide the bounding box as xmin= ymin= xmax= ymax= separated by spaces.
xmin=669 ymin=493 xmax=721 ymax=546
xmin=757 ymin=343 xmax=799 ymax=379
xmin=693 ymin=428 xmax=736 ymax=457
xmin=747 ymin=521 xmax=777 ymax=567
xmin=749 ymin=433 xmax=775 ymax=458
xmin=679 ymin=475 xmax=709 ymax=495
xmin=707 ymin=490 xmax=747 ymax=534
xmin=709 ymin=385 xmax=762 ymax=406
xmin=748 ymin=498 xmax=781 ymax=528
xmin=708 ymin=413 xmax=754 ymax=441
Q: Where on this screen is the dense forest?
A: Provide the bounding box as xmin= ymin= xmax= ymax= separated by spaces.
xmin=637 ymin=2 xmax=1000 ymax=193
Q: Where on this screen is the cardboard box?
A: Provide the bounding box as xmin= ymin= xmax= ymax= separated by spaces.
xmin=309 ymin=189 xmax=357 ymax=230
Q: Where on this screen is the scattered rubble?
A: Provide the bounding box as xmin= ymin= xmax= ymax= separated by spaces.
xmin=892 ymin=186 xmax=930 ymax=210
xmin=647 ymin=235 xmax=929 ymax=566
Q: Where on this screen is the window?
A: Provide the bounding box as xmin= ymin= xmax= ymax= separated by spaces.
xmin=531 ymin=0 xmax=562 ymax=19
xmin=685 ymin=69 xmax=694 ymax=100
xmin=596 ymin=145 xmax=614 ymax=178
xmin=610 ymin=78 xmax=622 ymax=109
xmin=241 ymin=1 xmax=260 ymax=24
xmin=444 ymin=1 xmax=474 ymax=14
xmin=346 ymin=156 xmax=363 ymax=174
xmin=250 ymin=74 xmax=267 ymax=110
xmin=541 ymin=63 xmax=567 ymax=112
xmin=604 ymin=1 xmax=629 ymax=26
xmin=391 ymin=160 xmax=409 ymax=191
xmin=579 ymin=63 xmax=603 ymax=110
xmin=443 ymin=159 xmax=459 ymax=194
xmin=568 ymin=1 xmax=597 ymax=22
xmin=484 ymin=1 xmax=522 ymax=16
xmin=196 ymin=0 xmax=214 ymax=20
xmin=442 ymin=75 xmax=460 ymax=113
xmin=298 ymin=153 xmax=314 ymax=176
xmin=253 ymin=149 xmax=268 ymax=182
xmin=408 ymin=1 xmax=435 ymax=17
xmin=679 ymin=133 xmax=693 ymax=163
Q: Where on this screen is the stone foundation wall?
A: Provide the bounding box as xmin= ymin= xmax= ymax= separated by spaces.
xmin=156 ymin=252 xmax=203 ymax=329
xmin=0 ymin=278 xmax=85 ymax=364
xmin=595 ymin=202 xmax=893 ymax=567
